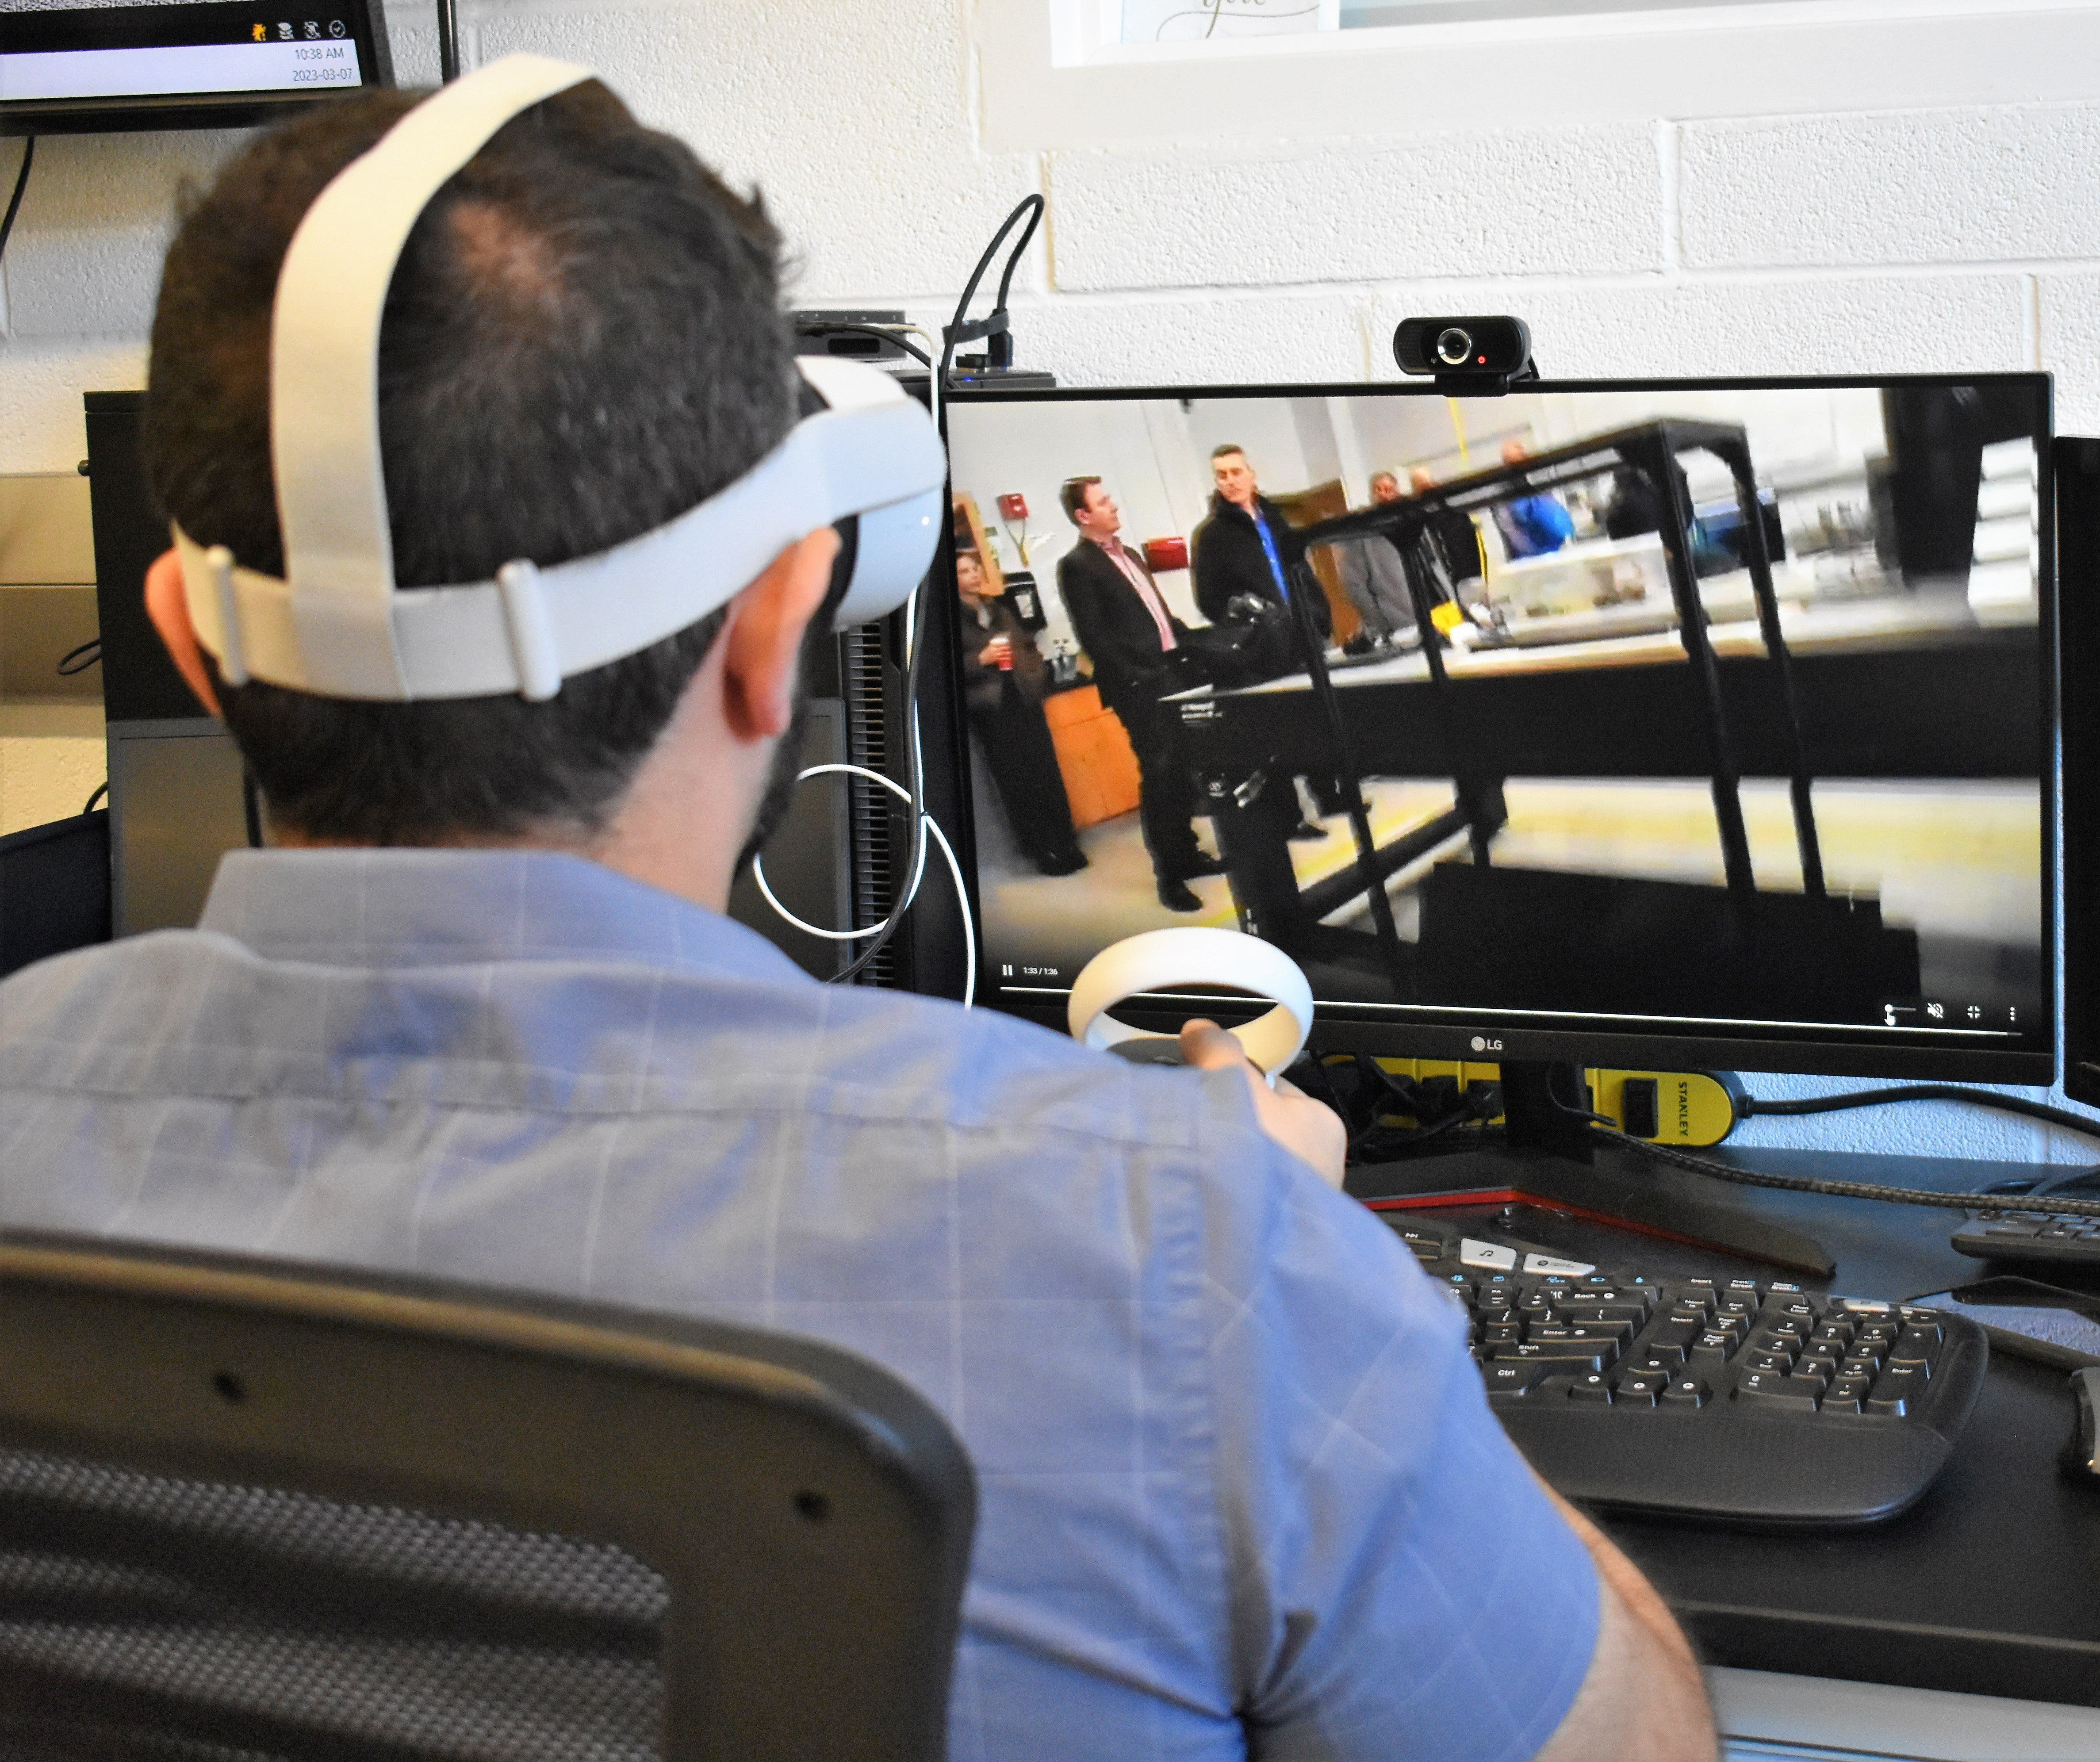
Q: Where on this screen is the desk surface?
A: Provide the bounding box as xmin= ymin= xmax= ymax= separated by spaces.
xmin=1373 ymin=1147 xmax=2100 ymax=1707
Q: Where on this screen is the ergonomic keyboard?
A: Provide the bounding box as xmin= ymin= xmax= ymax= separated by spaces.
xmin=1384 ymin=1215 xmax=1988 ymax=1526
xmin=1950 ymin=1208 xmax=2100 ymax=1270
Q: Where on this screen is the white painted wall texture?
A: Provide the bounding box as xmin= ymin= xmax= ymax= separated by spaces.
xmin=2 ymin=0 xmax=2096 ymax=1164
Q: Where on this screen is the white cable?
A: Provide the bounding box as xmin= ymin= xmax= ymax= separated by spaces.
xmin=749 ymin=761 xmax=976 ymax=1008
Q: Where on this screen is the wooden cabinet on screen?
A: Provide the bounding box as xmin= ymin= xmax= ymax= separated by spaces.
xmin=1042 ymin=686 xmax=1141 ymax=829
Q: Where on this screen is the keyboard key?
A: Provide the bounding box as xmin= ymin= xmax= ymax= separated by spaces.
xmin=1736 ymin=1371 xmax=1820 ymax=1410
xmin=1896 ymin=1316 xmax=1944 ymax=1344
xmin=1490 ymin=1341 xmax=1618 ymax=1369
xmin=1746 ymin=1350 xmax=1796 ymax=1376
xmin=1644 ymin=1321 xmax=1698 ymax=1357
xmin=1460 ymin=1238 xmax=1517 ymax=1271
xmin=1869 ymin=1365 xmax=1926 ymax=1415
xmin=1531 ymin=1322 xmax=1633 ymax=1348
xmin=1567 ymin=1374 xmax=1613 ymax=1402
xmin=1796 ymin=1352 xmax=1840 ymax=1382
xmin=1523 ymin=1252 xmax=1596 ymax=1276
xmin=1614 ymin=1368 xmax=1669 ymax=1397
xmin=1824 ymin=1375 xmax=1871 ymax=1414
xmin=1480 ymin=1322 xmax=1523 ymax=1344
xmin=1660 ymin=1377 xmax=1710 ymax=1408
xmin=1839 ymin=1353 xmax=1882 ymax=1380
xmin=1688 ymin=1333 xmax=1741 ymax=1370
xmin=1482 ymin=1362 xmax=1554 ymax=1399
xmin=1556 ymin=1307 xmax=1651 ymax=1333
xmin=1748 ymin=1328 xmax=1804 ymax=1355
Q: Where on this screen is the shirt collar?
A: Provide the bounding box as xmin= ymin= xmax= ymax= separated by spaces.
xmin=198 ymin=847 xmax=810 ymax=983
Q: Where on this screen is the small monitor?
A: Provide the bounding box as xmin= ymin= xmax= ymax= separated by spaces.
xmin=942 ymin=374 xmax=2054 ymax=1085
xmin=1 ymin=1 xmax=392 ymax=136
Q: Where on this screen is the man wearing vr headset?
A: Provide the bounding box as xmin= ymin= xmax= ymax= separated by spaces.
xmin=0 ymin=65 xmax=1710 ymax=1762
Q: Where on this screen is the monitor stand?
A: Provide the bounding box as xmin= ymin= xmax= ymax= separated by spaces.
xmin=1352 ymin=1061 xmax=1839 ymax=1277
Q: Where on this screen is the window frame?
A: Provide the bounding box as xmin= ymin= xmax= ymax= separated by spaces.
xmin=987 ymin=0 xmax=2100 ymax=152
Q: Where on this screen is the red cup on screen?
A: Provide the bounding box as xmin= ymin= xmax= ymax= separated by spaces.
xmin=1144 ymin=536 xmax=1189 ymax=573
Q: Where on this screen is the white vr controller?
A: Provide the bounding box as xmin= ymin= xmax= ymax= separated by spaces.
xmin=174 ymin=54 xmax=946 ymax=703
xmin=1066 ymin=928 xmax=1314 ymax=1087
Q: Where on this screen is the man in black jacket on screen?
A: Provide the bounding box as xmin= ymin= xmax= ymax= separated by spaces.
xmin=1055 ymin=476 xmax=1222 ymax=912
xmin=1191 ymin=444 xmax=1342 ymax=835
xmin=1190 ymin=444 xmax=1332 ymax=644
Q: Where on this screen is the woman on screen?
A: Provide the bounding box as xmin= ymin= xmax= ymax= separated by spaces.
xmin=957 ymin=549 xmax=1088 ymax=877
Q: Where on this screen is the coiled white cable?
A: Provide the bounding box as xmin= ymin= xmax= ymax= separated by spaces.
xmin=750 ymin=761 xmax=976 ymax=1008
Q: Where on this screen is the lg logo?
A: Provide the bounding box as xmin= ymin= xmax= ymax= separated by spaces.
xmin=1470 ymin=1035 xmax=1504 ymax=1053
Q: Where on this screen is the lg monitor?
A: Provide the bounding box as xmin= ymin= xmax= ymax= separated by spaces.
xmin=938 ymin=374 xmax=2056 ymax=1257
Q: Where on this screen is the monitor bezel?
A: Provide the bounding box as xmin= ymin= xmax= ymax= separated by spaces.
xmin=0 ymin=1 xmax=394 ymax=137
xmin=935 ymin=370 xmax=2058 ymax=1085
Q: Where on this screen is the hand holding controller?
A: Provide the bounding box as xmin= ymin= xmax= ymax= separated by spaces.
xmin=1066 ymin=929 xmax=1343 ymax=1188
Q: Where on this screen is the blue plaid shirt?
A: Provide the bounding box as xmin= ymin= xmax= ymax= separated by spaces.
xmin=0 ymin=849 xmax=1597 ymax=1760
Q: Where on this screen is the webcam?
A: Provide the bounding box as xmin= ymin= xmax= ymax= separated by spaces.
xmin=1393 ymin=316 xmax=1537 ymax=395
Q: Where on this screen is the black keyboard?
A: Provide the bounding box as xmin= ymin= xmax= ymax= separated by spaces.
xmin=1385 ymin=1215 xmax=1988 ymax=1526
xmin=1951 ymin=1208 xmax=2100 ymax=1269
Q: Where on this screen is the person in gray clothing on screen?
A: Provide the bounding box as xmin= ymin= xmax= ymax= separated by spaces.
xmin=1332 ymin=469 xmax=1418 ymax=645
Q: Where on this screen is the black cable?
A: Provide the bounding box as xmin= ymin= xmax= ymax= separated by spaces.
xmin=80 ymin=782 xmax=106 ymax=816
xmin=809 ymin=323 xmax=933 ymax=368
xmin=0 ymin=137 xmax=34 ymax=270
xmin=1742 ymin=1083 xmax=2100 ymax=1143
xmin=1596 ymin=1125 xmax=2100 ymax=1221
xmin=55 ymin=638 xmax=100 ymax=677
xmin=943 ymin=195 xmax=1043 ymax=376
xmin=435 ymin=0 xmax=460 ymax=82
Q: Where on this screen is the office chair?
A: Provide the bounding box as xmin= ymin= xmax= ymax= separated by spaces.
xmin=0 ymin=1230 xmax=976 ymax=1760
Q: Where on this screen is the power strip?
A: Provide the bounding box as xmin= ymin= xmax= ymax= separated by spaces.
xmin=1361 ymin=1059 xmax=1747 ymax=1147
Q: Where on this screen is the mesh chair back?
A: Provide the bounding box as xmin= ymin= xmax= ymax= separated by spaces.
xmin=0 ymin=1232 xmax=975 ymax=1761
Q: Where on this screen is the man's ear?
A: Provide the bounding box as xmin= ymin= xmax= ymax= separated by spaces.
xmin=718 ymin=527 xmax=841 ymax=743
xmin=143 ymin=548 xmax=223 ymax=719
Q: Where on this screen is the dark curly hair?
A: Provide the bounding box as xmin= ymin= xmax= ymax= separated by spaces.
xmin=145 ymin=79 xmax=795 ymax=843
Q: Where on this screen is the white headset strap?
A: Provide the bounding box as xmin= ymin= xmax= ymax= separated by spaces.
xmin=269 ymin=54 xmax=593 ymax=697
xmin=177 ymin=372 xmax=941 ymax=700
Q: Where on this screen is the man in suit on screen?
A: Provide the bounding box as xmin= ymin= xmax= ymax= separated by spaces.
xmin=1055 ymin=476 xmax=1222 ymax=912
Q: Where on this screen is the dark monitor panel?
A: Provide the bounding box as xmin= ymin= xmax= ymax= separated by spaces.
xmin=943 ymin=375 xmax=2055 ymax=1084
xmin=2060 ymin=437 xmax=2100 ymax=1108
xmin=1 ymin=1 xmax=392 ymax=136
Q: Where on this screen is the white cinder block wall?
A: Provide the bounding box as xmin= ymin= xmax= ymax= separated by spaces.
xmin=3 ymin=0 xmax=2097 ymax=1163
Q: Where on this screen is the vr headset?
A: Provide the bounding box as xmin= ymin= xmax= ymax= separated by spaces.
xmin=173 ymin=54 xmax=947 ymax=703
